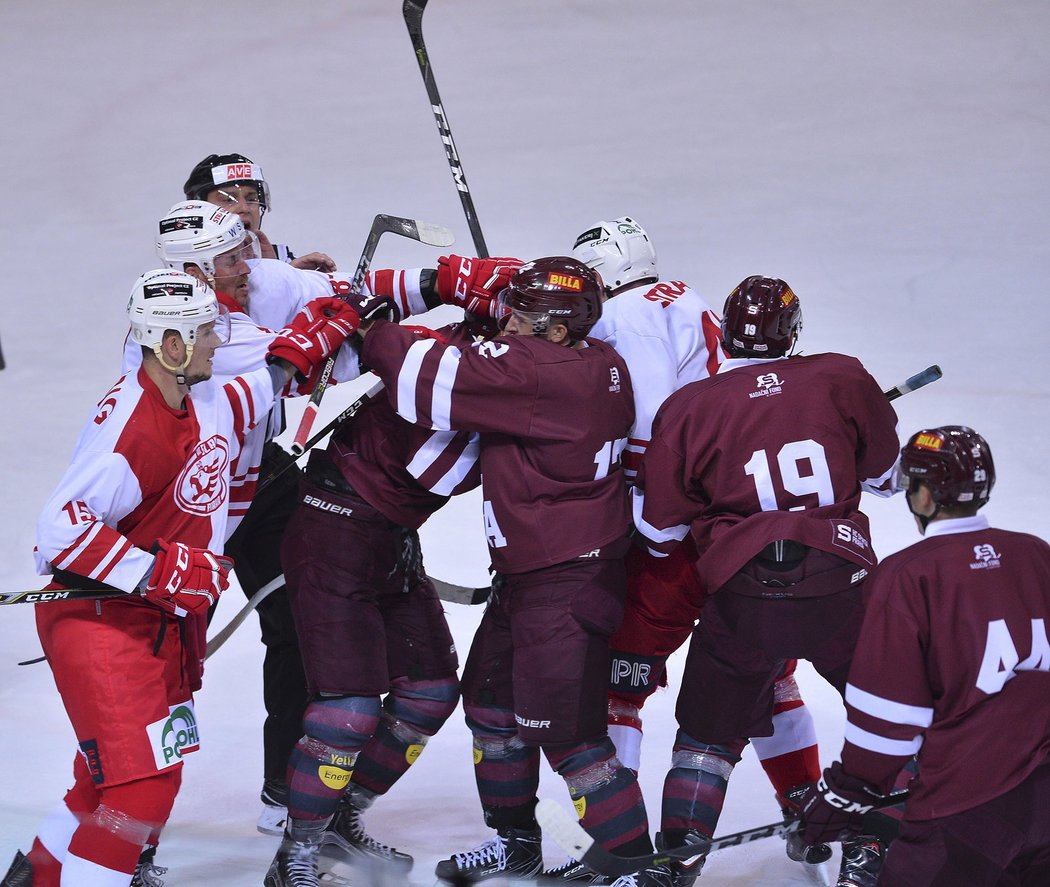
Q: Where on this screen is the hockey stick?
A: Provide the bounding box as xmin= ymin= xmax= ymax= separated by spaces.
xmin=403 ymin=0 xmax=490 ymax=258
xmin=196 ymin=570 xmax=489 ymax=658
xmin=883 ymin=364 xmax=941 ymax=401
xmin=289 ymin=215 xmax=455 ymax=455
xmin=204 ymin=573 xmax=285 ymax=659
xmin=536 ymin=790 xmax=909 ymax=877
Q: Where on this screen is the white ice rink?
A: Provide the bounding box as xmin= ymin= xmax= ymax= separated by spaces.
xmin=1 ymin=1 xmax=1048 ymax=884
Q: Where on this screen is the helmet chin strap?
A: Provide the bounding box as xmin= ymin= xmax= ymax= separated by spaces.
xmin=153 ymin=343 xmax=194 ymax=387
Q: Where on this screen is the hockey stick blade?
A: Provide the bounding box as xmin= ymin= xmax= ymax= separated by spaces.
xmin=884 ymin=364 xmax=942 ymax=402
xmin=536 ymin=790 xmax=909 ymax=877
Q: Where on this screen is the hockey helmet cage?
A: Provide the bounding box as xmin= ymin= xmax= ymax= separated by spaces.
xmin=900 ymin=425 xmax=995 ymax=508
xmin=571 ymin=217 xmax=658 ymax=294
xmin=498 ymin=256 xmax=604 ymax=341
xmin=156 ymin=200 xmax=248 ymax=279
xmin=183 ymin=153 xmax=271 ymax=214
xmin=721 ymin=276 xmax=802 ymax=358
xmin=127 ymin=269 xmax=227 ymax=351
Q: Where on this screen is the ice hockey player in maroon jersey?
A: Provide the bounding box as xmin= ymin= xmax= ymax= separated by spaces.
xmin=798 ymin=426 xmax=1050 ymax=886
xmin=353 ymin=257 xmax=669 ymax=885
xmin=4 ymin=271 xmax=357 ymax=887
xmin=634 ymin=276 xmax=900 ymax=886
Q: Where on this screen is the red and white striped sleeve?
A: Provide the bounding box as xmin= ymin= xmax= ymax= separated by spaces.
xmin=34 ymin=449 xmax=153 ymax=592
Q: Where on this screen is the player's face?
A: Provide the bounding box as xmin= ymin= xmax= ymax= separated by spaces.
xmin=212 ymin=239 xmax=254 ymax=307
xmin=182 ymin=317 xmax=226 ymax=386
xmin=500 ymin=310 xmax=537 ymax=337
xmin=206 ymin=183 xmax=263 ymax=231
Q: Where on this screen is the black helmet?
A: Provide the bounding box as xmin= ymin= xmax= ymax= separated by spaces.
xmin=497 ymin=256 xmax=603 ymax=341
xmin=183 ymin=153 xmax=270 ymax=214
xmin=721 ymin=276 xmax=802 ymax=358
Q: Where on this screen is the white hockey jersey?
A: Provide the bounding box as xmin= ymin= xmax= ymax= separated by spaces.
xmin=122 ymin=295 xmax=361 ymax=532
xmin=35 ymin=365 xmax=279 ymax=591
xmin=589 ymin=278 xmax=725 ymax=483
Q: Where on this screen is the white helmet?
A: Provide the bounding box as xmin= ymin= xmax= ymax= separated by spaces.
xmin=127 ymin=269 xmax=226 ymax=358
xmin=571 ymin=216 xmax=658 ymax=294
xmin=156 ymin=200 xmax=248 ymax=279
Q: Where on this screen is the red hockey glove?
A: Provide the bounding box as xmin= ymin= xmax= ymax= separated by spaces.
xmin=144 ymin=540 xmax=231 ymax=616
xmin=403 ymin=325 xmax=448 ymax=345
xmin=436 ymin=255 xmax=523 ymax=319
xmin=268 ymin=299 xmax=360 ymax=378
xmin=797 ymin=762 xmax=879 ymax=846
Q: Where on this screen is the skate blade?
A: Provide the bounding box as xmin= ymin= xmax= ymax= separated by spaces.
xmin=800 ymin=859 xmax=835 ymax=887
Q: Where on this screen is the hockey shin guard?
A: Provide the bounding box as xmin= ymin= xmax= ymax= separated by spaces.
xmin=752 ymin=668 xmax=820 ymax=803
xmin=661 ymin=731 xmax=746 ymax=840
xmin=287 ymin=695 xmax=381 ymax=821
xmin=65 ymin=770 xmax=181 ymax=879
xmin=464 ymin=702 xmax=540 ymax=830
xmin=348 ymin=675 xmax=459 ymax=799
xmin=546 ymin=736 xmax=652 ymax=854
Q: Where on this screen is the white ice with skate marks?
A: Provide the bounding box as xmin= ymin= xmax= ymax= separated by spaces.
xmin=2 ymin=0 xmax=1049 ymax=884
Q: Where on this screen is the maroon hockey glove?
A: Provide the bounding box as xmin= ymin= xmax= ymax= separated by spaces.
xmin=145 ymin=540 xmax=231 ymax=616
xmin=436 ymin=255 xmax=523 ymax=319
xmin=797 ymin=762 xmax=879 ymax=846
xmin=268 ymin=299 xmax=360 ymax=378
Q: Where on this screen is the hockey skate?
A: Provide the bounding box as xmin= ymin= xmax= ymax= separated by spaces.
xmin=778 ymin=786 xmax=834 ymax=885
xmin=606 ymin=861 xmax=675 ymax=887
xmin=264 ymin=835 xmax=323 ymax=887
xmin=0 ymin=851 xmax=31 ymax=887
xmin=131 ymin=845 xmax=167 ymax=887
xmin=540 ymin=856 xmax=611 ymax=883
xmin=835 ymin=835 xmax=885 ymax=887
xmin=258 ymin=778 xmax=290 ymax=837
xmin=435 ymin=827 xmax=543 ymax=882
xmin=655 ymin=830 xmax=707 ymax=887
xmin=316 ymin=798 xmax=413 ymax=883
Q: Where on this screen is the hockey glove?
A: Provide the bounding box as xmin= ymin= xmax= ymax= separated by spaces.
xmin=268 ymin=299 xmax=360 ymax=379
xmin=436 ymin=255 xmax=523 ymax=320
xmin=797 ymin=762 xmax=880 ymax=846
xmin=327 ymin=274 xmax=402 ymax=323
xmin=144 ymin=540 xmax=231 ymax=617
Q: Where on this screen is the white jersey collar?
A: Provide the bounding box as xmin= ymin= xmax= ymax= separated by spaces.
xmin=717 ymin=355 xmax=790 ymax=375
xmin=923 ymin=514 xmax=991 ymax=538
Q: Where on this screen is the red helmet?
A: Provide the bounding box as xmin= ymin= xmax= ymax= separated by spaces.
xmin=900 ymin=425 xmax=995 ymax=507
xmin=498 ymin=256 xmax=603 ymax=341
xmin=721 ymin=276 xmax=802 ymax=358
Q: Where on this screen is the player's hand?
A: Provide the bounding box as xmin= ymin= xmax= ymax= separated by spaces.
xmin=269 ymin=299 xmax=360 ymax=378
xmin=436 ymin=255 xmax=523 ymax=319
xmin=797 ymin=763 xmax=878 ymax=846
xmin=144 ymin=540 xmax=231 ymax=616
xmin=291 ymin=251 xmax=337 ymax=272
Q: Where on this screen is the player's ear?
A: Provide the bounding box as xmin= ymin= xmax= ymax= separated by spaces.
xmin=548 ymin=323 xmax=569 ymax=345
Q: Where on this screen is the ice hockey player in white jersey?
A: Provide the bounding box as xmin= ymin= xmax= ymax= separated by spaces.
xmin=11 ymin=270 xmax=358 ymax=887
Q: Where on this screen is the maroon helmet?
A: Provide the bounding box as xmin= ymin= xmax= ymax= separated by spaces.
xmin=498 ymin=256 xmax=603 ymax=341
xmin=721 ymin=276 xmax=802 ymax=358
xmin=900 ymin=425 xmax=995 ymax=507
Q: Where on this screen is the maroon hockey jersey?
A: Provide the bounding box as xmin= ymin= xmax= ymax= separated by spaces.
xmin=841 ymin=515 xmax=1050 ymax=820
xmin=637 ymin=353 xmax=900 ymax=593
xmin=327 ymin=324 xmax=480 ymax=529
xmin=361 ymin=322 xmax=635 ymax=573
